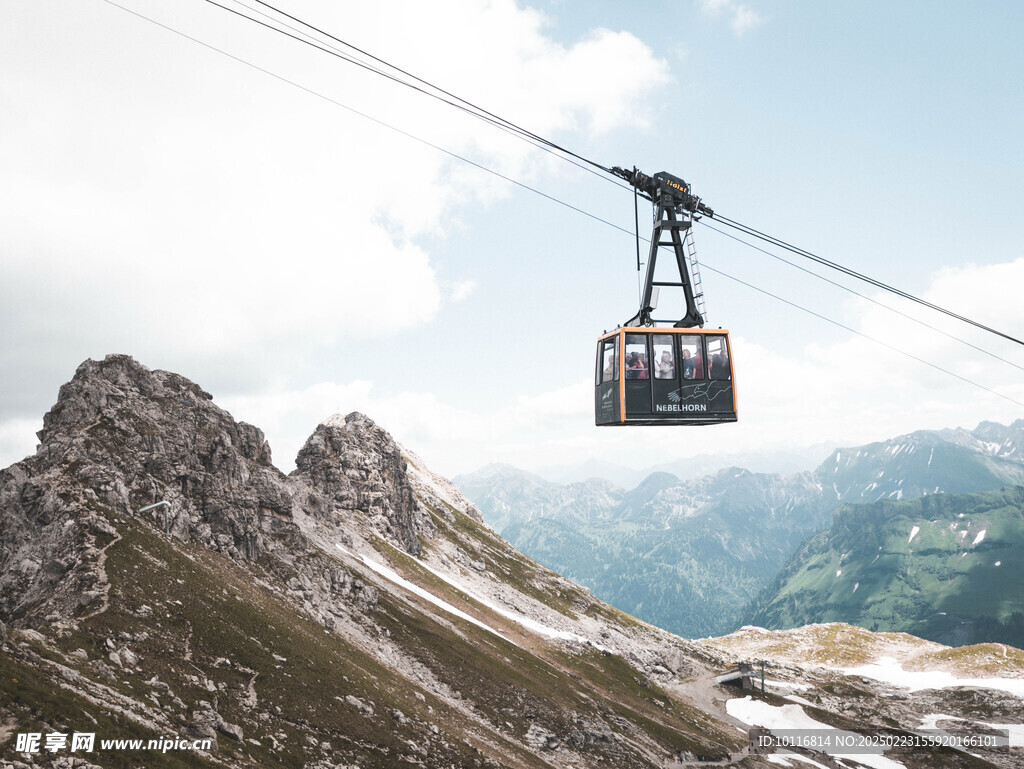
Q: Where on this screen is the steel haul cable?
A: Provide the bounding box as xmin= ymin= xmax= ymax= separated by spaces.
xmin=698 ymin=220 xmax=1024 ymax=375
xmin=210 ymin=0 xmax=629 ymax=189
xmin=221 ymin=0 xmax=1022 ymax=350
xmin=709 ymin=213 xmax=1024 ymax=348
xmin=99 ymin=0 xmax=1024 ymax=408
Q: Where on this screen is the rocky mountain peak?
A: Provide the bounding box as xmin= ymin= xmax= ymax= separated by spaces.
xmin=0 ymin=358 xmax=441 ymax=626
xmin=0 ymin=355 xmax=298 ymax=623
xmin=37 ymin=353 xmax=273 ymax=469
xmin=292 ymin=412 xmax=433 ymax=555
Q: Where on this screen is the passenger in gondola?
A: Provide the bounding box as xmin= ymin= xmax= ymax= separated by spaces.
xmin=656 ymin=351 xmax=674 ymax=378
xmin=681 ymin=349 xmax=696 ymax=380
xmin=624 ymin=352 xmax=637 ymax=379
xmin=635 ymin=353 xmax=649 ymax=380
xmin=603 ymin=356 xmax=616 ymax=381
xmin=710 ymin=351 xmax=730 ymax=380
xmin=692 ymin=350 xmax=704 ymax=379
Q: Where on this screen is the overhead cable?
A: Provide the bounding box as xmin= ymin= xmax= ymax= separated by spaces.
xmin=698 ymin=220 xmax=1024 ymax=375
xmin=100 ymin=0 xmax=1022 ymax=407
xmin=247 ymin=0 xmax=617 ymax=175
xmin=212 ymin=0 xmax=1024 ymax=351
xmin=101 ymin=0 xmax=633 ymax=239
xmin=206 ymin=0 xmax=627 ymax=189
xmin=698 ymin=262 xmax=1024 ymax=409
xmin=711 ymin=213 xmax=1024 ymax=348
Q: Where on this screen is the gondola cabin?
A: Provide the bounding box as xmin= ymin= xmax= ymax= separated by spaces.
xmin=595 ymin=328 xmax=736 ymax=426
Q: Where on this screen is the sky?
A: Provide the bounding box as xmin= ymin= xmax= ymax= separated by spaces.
xmin=2 ymin=0 xmax=1023 ymax=480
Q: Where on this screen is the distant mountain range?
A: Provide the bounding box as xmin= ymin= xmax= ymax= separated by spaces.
xmin=748 ymin=485 xmax=1024 ymax=648
xmin=455 ymin=420 xmax=1024 ymax=640
xmin=531 ymin=443 xmax=838 ymax=489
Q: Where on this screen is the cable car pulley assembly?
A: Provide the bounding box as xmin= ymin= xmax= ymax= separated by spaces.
xmin=595 ymin=167 xmax=737 ymax=427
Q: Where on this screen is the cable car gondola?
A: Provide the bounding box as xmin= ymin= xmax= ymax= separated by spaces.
xmin=595 ymin=168 xmax=736 ymax=426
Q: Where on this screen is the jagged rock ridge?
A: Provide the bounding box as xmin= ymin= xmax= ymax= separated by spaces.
xmin=1 ymin=355 xmax=441 ymax=625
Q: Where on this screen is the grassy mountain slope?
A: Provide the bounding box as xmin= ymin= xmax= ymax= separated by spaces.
xmin=748 ymin=487 xmax=1024 ymax=647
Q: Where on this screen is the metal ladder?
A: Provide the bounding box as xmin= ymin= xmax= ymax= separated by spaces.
xmin=684 ymin=228 xmax=707 ymax=323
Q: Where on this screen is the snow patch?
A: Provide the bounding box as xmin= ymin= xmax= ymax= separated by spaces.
xmin=836 ymin=569 xmax=842 ymax=578
xmin=919 ymin=715 xmax=1024 ymax=747
xmin=908 ymin=525 xmax=920 ymax=544
xmin=354 ymin=536 xmax=606 ymax=651
xmin=784 ymin=694 xmax=819 ymax=709
xmin=994 ymin=561 xmax=1002 ymax=567
xmin=842 ymin=657 xmax=1024 ymax=699
xmin=764 ymin=679 xmax=813 ymax=691
xmin=337 ymin=543 xmax=514 ymax=645
xmin=972 ymin=529 xmax=987 ymax=547
xmin=979 ymin=721 xmax=1024 ymax=748
xmin=726 ymin=697 xmax=906 ymax=768
xmin=853 ymin=582 xmax=859 ymax=593
xmin=783 ymin=755 xmax=833 ymax=769
xmin=918 ymin=713 xmax=959 ymax=731
xmin=411 ymin=548 xmax=605 ymax=649
xmin=727 ymin=696 xmax=831 ymax=730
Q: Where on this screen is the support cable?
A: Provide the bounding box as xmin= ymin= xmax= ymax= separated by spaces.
xmin=207 ymin=0 xmax=627 ymax=189
xmin=711 ymin=213 xmax=1024 ymax=348
xmin=247 ymin=0 xmax=617 ymax=175
xmin=99 ymin=0 xmax=1024 ymax=407
xmin=101 ymin=0 xmax=634 ymax=239
xmin=698 ymin=262 xmax=1024 ymax=409
xmin=699 ymin=220 xmax=1024 ymax=375
xmin=210 ymin=0 xmax=1023 ymax=350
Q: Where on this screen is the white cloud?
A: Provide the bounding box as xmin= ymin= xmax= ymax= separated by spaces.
xmin=212 ymin=258 xmax=1024 ymax=478
xmin=216 ymin=377 xmax=594 ymax=475
xmin=697 ymin=0 xmax=763 ymax=36
xmin=0 ymin=0 xmax=670 ymax=432
xmin=1 ymin=0 xmax=670 ymax=304
xmin=729 ymin=6 xmax=762 ymax=35
xmin=4 ymin=258 xmax=1021 ymax=479
xmin=448 ymin=279 xmax=477 ymax=303
xmin=0 ymin=418 xmax=42 ymax=468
